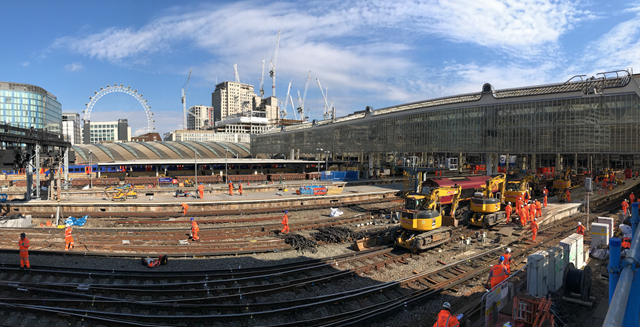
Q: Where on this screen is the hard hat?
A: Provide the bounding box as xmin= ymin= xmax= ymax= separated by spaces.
xmin=190 ymin=218 xmax=194 ymax=221
xmin=285 ymin=210 xmax=289 ymax=213
xmin=66 ymin=224 xmax=71 ymax=228
xmin=578 ymin=222 xmax=582 ymax=226
xmin=534 ymin=218 xmax=537 ymax=221
xmin=506 ymin=248 xmax=511 ymax=253
xmin=20 ymin=233 xmax=25 ymax=238
xmin=442 ymin=302 xmax=451 ymax=309
xmin=508 ymin=202 xmax=511 ymax=205
xmin=499 ymin=256 xmax=505 ymax=262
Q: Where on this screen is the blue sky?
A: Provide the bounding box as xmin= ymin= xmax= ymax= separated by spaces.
xmin=2 ymin=0 xmax=640 ymax=136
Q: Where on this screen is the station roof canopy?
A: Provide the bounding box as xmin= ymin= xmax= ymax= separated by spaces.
xmin=72 ymin=141 xmax=267 ymax=165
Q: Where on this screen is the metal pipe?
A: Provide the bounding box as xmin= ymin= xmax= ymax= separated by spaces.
xmin=604 ymin=223 xmax=640 ymax=326
xmin=609 ymin=238 xmax=621 ymax=304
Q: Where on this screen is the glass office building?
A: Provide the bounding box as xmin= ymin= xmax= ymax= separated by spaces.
xmin=252 ymin=71 xmax=640 ymax=171
xmin=0 ymin=82 xmax=62 ymax=134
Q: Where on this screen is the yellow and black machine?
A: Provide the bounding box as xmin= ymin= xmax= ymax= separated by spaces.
xmin=112 ymin=190 xmax=127 ymax=201
xmin=467 ymin=174 xmax=507 ymax=229
xmin=396 ymin=185 xmax=462 ymax=252
xmin=553 ymin=167 xmax=572 ymax=202
xmin=504 ymin=173 xmax=538 ymax=204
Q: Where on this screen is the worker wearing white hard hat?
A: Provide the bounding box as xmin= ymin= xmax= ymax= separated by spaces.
xmin=435 ymin=302 xmax=462 ymax=326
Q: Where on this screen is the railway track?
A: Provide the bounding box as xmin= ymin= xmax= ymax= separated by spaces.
xmin=0 ymin=213 xmax=389 ymax=256
xmin=0 ymin=213 xmax=585 ymax=326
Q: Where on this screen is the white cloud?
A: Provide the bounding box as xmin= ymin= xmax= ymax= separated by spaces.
xmin=580 ymin=13 xmax=640 ymax=72
xmin=21 ymin=61 xmax=30 ymax=67
xmin=65 ymin=62 xmax=83 ymax=72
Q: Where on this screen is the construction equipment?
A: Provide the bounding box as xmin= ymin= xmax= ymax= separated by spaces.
xmin=553 ymin=167 xmax=572 ymax=202
xmin=112 ymin=190 xmax=127 ymax=201
xmin=280 ymin=81 xmax=292 ymax=119
xmin=504 ymin=173 xmax=538 ymax=204
xmin=125 ymin=189 xmax=138 ymax=199
xmin=316 ymin=78 xmax=331 ymax=120
xmin=297 ymin=71 xmax=311 ymax=121
xmin=259 ymin=59 xmax=265 ymax=97
xmin=269 ymin=30 xmax=281 ymax=97
xmin=181 ymin=68 xmax=193 ymax=130
xmin=466 ymin=174 xmax=507 ymax=228
xmin=395 ymin=185 xmax=462 ymax=252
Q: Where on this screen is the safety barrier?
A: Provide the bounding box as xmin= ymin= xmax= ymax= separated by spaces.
xmin=605 ymin=202 xmax=640 ymax=326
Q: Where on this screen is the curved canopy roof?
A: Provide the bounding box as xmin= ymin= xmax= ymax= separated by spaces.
xmin=72 ymin=141 xmax=258 ymax=164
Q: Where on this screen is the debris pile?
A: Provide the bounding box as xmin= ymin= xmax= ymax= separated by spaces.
xmin=312 ymin=226 xmax=366 ymax=244
xmin=282 ymin=234 xmax=318 ymax=254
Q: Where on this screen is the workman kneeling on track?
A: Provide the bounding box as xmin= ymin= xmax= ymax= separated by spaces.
xmin=190 ymin=218 xmax=200 ymax=241
xmin=433 ymin=302 xmax=462 ymax=327
xmin=19 ymin=233 xmax=30 ymax=269
xmin=485 ymin=256 xmax=509 ymax=289
xmin=143 ymin=254 xmax=168 ymax=268
xmin=65 ymin=224 xmax=74 ymax=251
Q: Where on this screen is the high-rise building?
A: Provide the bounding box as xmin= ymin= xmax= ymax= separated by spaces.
xmin=82 ymin=119 xmax=131 ymax=144
xmin=211 ymin=81 xmax=278 ymax=126
xmin=0 ymin=81 xmax=62 ymax=133
xmin=187 ymin=105 xmax=212 ymax=130
xmin=62 ymin=112 xmax=81 ymax=144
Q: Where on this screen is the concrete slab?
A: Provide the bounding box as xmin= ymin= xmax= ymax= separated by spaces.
xmin=496 ymin=227 xmax=514 ymax=237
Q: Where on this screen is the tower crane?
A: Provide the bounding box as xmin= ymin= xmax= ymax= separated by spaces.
xmin=290 ymin=94 xmax=297 ymax=120
xmin=281 ymin=81 xmax=292 ymax=119
xmin=181 ymin=68 xmax=193 ymax=130
xmin=269 ymin=30 xmax=281 ymax=98
xmin=316 ymin=78 xmax=330 ymax=120
xmin=234 ymin=63 xmax=240 ymax=83
xmin=296 ymin=71 xmax=311 ymax=121
xmin=259 ymin=59 xmax=265 ymax=97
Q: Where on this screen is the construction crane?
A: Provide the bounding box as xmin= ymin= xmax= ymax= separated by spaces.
xmin=259 ymin=59 xmax=265 ymax=98
xmin=234 ymin=63 xmax=240 ymax=83
xmin=269 ymin=30 xmax=281 ymax=98
xmin=289 ymin=94 xmax=296 ymax=120
xmin=281 ymin=81 xmax=292 ymax=119
xmin=181 ymin=68 xmax=193 ymax=130
xmin=316 ymin=78 xmax=330 ymax=120
xmin=296 ymin=71 xmax=312 ymax=121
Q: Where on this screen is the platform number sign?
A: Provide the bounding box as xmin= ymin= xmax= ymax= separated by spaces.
xmin=0 ymin=194 xmax=7 ymax=202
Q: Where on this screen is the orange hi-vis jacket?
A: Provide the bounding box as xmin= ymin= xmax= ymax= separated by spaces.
xmin=191 ymin=221 xmax=199 ymax=234
xmin=577 ymin=225 xmax=585 ymax=235
xmin=433 ymin=310 xmax=460 ymax=327
xmin=19 ymin=237 xmax=30 ymax=252
xmin=489 ymin=264 xmax=509 ymax=288
xmin=503 ymin=253 xmax=513 ymax=273
xmin=282 ymin=214 xmax=289 ymax=225
xmin=65 ymin=226 xmax=73 ymax=239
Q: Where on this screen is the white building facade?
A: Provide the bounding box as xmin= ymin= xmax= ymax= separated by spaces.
xmin=187 ymin=105 xmax=212 ymax=130
xmin=82 ymin=119 xmax=131 ymax=144
xmin=62 ymin=112 xmax=81 ymax=144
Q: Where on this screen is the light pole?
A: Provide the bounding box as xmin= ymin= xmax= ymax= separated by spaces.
xmin=88 ymin=150 xmax=93 ymax=189
xmin=194 ymin=148 xmax=198 ymax=186
xmin=316 ymin=148 xmax=323 ymax=175
xmin=225 ymin=149 xmax=229 ymax=183
xmin=392 ymin=151 xmax=398 ymax=184
xmin=324 ymin=150 xmax=330 ymax=174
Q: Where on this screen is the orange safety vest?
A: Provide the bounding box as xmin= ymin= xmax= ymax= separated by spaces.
xmin=433 ymin=309 xmax=460 ymax=327
xmin=631 ymin=194 xmax=636 ymax=203
xmin=19 ymin=237 xmax=30 ymax=251
xmin=490 ymin=264 xmax=508 ymax=288
xmin=577 ymin=225 xmax=585 ymax=235
xmin=505 ymin=205 xmax=512 ymax=217
xmin=622 ymin=238 xmax=631 ymax=249
xmin=282 ymin=214 xmax=289 ymax=225
xmin=191 ymin=221 xmax=199 ymax=233
xmin=503 ymin=253 xmax=512 ymax=273
xmin=198 ymin=184 xmax=204 ymax=192
xmin=531 ymin=221 xmax=539 ymax=233
xmin=65 ymin=227 xmax=73 ymax=239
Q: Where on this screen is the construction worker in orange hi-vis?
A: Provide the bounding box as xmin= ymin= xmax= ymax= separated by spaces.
xmin=505 ymin=202 xmax=512 ymax=224
xmin=64 ymin=224 xmax=74 ymax=251
xmin=529 ymin=201 xmax=536 ymax=221
xmin=519 ymin=205 xmax=527 ymax=227
xmin=515 ymin=196 xmax=522 ymax=212
xmin=630 ymin=192 xmax=636 ymax=203
xmin=565 ymin=188 xmax=571 ymax=202
xmin=181 ymin=203 xmax=189 ymax=215
xmin=535 ymin=199 xmax=542 ymax=218
xmin=228 ymin=181 xmax=233 ymax=196
xmin=281 ymin=210 xmax=290 ymax=234
xmin=433 ymin=302 xmax=462 ymax=327
xmin=198 ymin=183 xmax=204 ymax=199
xmin=19 ymin=233 xmax=30 ymax=268
xmin=577 ymin=222 xmax=585 ymax=235
xmin=239 ymin=182 xmax=243 ymax=196
xmin=531 ymin=218 xmax=539 ymax=242
xmin=190 ymin=218 xmax=200 ymax=241
xmin=486 ymin=256 xmax=509 ymax=289
xmin=622 ymin=199 xmax=630 ymax=217
xmin=503 ymin=248 xmax=515 ymax=274
xmin=542 ymin=187 xmax=548 ymax=207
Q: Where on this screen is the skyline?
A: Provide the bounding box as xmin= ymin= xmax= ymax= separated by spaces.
xmin=2 ymin=1 xmax=640 ymax=137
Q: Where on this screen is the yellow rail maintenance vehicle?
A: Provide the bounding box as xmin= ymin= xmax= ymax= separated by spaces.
xmin=467 ymin=174 xmax=507 ymax=229
xmin=396 ymin=185 xmax=462 ymax=252
xmin=553 ymin=167 xmax=572 ymax=202
xmin=504 ymin=173 xmax=537 ymax=204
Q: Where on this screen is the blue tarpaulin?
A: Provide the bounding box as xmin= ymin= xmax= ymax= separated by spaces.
xmin=64 ymin=215 xmax=89 ymax=227
xmin=320 ymin=171 xmax=359 ymax=181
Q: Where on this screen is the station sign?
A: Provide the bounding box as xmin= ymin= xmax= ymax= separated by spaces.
xmin=159 ymin=178 xmax=172 ymax=183
xmin=0 ymin=194 xmax=7 ymax=202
